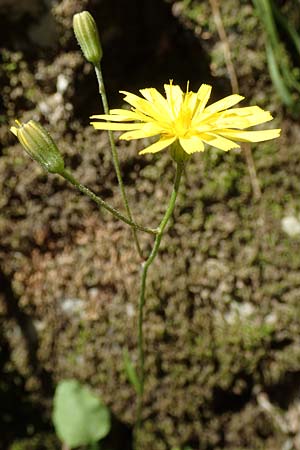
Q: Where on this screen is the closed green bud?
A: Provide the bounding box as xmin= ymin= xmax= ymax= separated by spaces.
xmin=170 ymin=141 xmax=190 ymax=164
xmin=10 ymin=120 xmax=65 ymax=174
xmin=73 ymin=11 xmax=102 ymax=65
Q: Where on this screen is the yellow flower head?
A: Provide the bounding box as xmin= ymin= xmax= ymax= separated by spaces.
xmin=91 ymin=82 xmax=280 ymax=155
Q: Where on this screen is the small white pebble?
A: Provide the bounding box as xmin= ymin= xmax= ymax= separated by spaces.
xmin=281 ymin=216 xmax=300 ymax=237
xmin=61 ymin=298 xmax=85 ymax=315
xmin=56 ymin=74 xmax=69 ymax=94
xmin=265 ymin=312 xmax=277 ymax=325
xmin=126 ymin=303 xmax=135 ymax=317
xmin=38 ymin=100 xmax=50 ymax=115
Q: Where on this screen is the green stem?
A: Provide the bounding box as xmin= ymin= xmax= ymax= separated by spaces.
xmin=252 ymin=0 xmax=279 ymax=50
xmin=265 ymin=43 xmax=294 ymax=107
xmin=94 ymin=63 xmax=143 ymax=259
xmin=271 ymin=0 xmax=300 ymax=59
xmin=135 ymin=161 xmax=184 ymax=445
xmin=61 ymin=168 xmax=157 ymax=235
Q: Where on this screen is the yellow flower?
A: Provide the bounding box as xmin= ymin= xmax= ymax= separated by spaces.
xmin=91 ymin=82 xmax=280 ymax=155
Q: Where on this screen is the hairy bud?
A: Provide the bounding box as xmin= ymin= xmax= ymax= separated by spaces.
xmin=10 ymin=120 xmax=65 ymax=174
xmin=73 ymin=11 xmax=103 ymax=65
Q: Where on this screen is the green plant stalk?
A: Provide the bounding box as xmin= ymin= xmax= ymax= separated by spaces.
xmin=265 ymin=43 xmax=294 ymax=107
xmin=253 ymin=0 xmax=300 ymax=105
xmin=271 ymin=0 xmax=300 ymax=58
xmin=252 ymin=0 xmax=279 ymax=50
xmin=61 ymin=168 xmax=157 ymax=235
xmin=281 ymin=61 xmax=300 ymax=93
xmin=94 ymin=63 xmax=143 ymax=259
xmin=135 ymin=161 xmax=184 ymax=442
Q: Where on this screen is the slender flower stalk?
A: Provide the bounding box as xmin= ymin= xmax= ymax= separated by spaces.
xmin=135 ymin=160 xmax=184 ymax=445
xmin=94 ymin=63 xmax=143 ymax=258
xmin=61 ymin=169 xmax=157 ymax=235
xmin=73 ymin=10 xmax=143 ymax=257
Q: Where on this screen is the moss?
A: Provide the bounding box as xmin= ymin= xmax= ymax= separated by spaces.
xmin=9 ymin=434 xmax=59 ymax=450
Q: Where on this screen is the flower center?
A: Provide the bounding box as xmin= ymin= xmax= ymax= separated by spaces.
xmin=173 ymin=107 xmax=193 ymax=137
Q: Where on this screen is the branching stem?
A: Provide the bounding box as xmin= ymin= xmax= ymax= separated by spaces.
xmin=61 ymin=169 xmax=157 ymax=235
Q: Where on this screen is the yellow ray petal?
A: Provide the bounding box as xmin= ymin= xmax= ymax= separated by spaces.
xmin=91 ymin=121 xmax=144 ymax=131
xmin=91 ymin=109 xmax=147 ymax=122
xmin=120 ymin=91 xmax=167 ymax=122
xmin=225 ymin=106 xmax=273 ymax=121
xmin=217 ymin=106 xmax=273 ymax=129
xmin=120 ymin=129 xmax=160 ymax=140
xmin=139 ymin=136 xmax=176 ymax=154
xmin=204 ymin=94 xmax=244 ymax=115
xmin=90 ymin=114 xmax=137 ymax=122
xmin=183 ymin=91 xmax=198 ymax=115
xmin=179 ymin=136 xmax=204 ymax=154
xmin=139 ymin=88 xmax=172 ymax=117
xmin=219 ymin=128 xmax=281 ymax=142
xmin=200 ymin=132 xmax=240 ymax=151
xmin=164 ymin=83 xmax=184 ymax=117
xmin=193 ymin=84 xmax=212 ymax=116
xmin=120 ymin=123 xmax=162 ymax=141
xmin=10 ymin=126 xmax=18 ymax=136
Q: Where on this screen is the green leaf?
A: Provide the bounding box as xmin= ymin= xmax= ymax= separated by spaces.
xmin=123 ymin=349 xmax=142 ymax=395
xmin=52 ymin=379 xmax=111 ymax=448
xmin=265 ymin=43 xmax=294 ymax=107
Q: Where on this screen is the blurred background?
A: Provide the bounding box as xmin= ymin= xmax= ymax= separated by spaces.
xmin=1 ymin=0 xmax=300 ymax=449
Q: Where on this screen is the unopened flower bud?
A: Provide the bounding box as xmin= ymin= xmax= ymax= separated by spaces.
xmin=10 ymin=120 xmax=65 ymax=174
xmin=73 ymin=11 xmax=103 ymax=65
